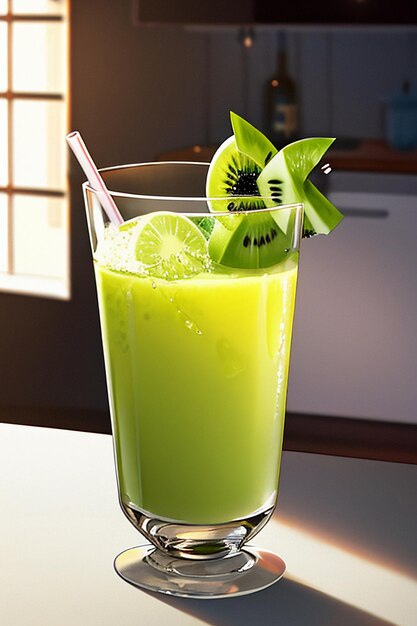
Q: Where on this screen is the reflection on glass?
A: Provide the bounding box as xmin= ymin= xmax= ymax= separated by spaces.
xmin=0 ymin=23 xmax=7 ymax=91
xmin=13 ymin=194 xmax=68 ymax=278
xmin=13 ymin=99 xmax=66 ymax=189
xmin=12 ymin=0 xmax=66 ymax=15
xmin=0 ymin=99 xmax=8 ymax=186
xmin=0 ymin=193 xmax=7 ymax=273
xmin=12 ymin=22 xmax=66 ymax=94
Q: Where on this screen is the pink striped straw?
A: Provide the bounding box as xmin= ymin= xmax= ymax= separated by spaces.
xmin=66 ymin=131 xmax=124 ymax=226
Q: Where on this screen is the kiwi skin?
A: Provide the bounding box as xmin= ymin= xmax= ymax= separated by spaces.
xmin=230 ymin=111 xmax=277 ymax=169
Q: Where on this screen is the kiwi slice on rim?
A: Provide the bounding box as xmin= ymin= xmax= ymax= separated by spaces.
xmin=206 ymin=132 xmax=292 ymax=269
xmin=208 ymin=210 xmax=288 ymax=269
xmin=206 ymin=136 xmax=264 ymax=214
xmin=231 ymin=112 xmax=343 ymax=236
xmin=207 ymin=113 xmax=343 ymax=266
xmin=133 ymin=212 xmax=208 ymax=280
xmin=257 ymin=136 xmax=344 ymax=236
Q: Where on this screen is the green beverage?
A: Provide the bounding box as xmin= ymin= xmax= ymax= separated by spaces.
xmin=76 ymin=111 xmax=343 ymax=597
xmin=94 ymin=249 xmax=298 ymax=524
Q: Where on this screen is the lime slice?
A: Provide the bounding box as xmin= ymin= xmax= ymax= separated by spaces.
xmin=134 ymin=212 xmax=209 ymax=280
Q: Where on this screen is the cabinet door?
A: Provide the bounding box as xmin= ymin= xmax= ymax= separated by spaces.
xmin=287 ymin=192 xmax=417 ymax=424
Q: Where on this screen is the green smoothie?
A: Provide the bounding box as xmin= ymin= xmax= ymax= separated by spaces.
xmin=94 ymin=239 xmax=298 ymax=525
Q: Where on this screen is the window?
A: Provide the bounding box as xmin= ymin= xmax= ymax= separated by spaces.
xmin=0 ymin=0 xmax=69 ymax=299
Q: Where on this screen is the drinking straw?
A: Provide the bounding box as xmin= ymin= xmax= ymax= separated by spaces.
xmin=66 ymin=131 xmax=124 ymax=226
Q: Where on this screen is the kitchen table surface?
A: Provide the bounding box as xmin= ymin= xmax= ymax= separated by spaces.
xmin=0 ymin=423 xmax=416 ymax=626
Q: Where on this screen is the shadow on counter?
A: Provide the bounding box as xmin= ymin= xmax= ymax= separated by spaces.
xmin=144 ymin=577 xmax=395 ymax=626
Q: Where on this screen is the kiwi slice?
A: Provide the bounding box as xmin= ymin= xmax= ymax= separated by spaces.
xmin=257 ymin=137 xmax=344 ymax=236
xmin=208 ymin=211 xmax=289 ymax=269
xmin=133 ymin=211 xmax=208 ymax=280
xmin=206 ymin=135 xmax=290 ymax=269
xmin=231 ymin=112 xmax=342 ymax=236
xmin=206 ymin=136 xmax=264 ymax=213
xmin=206 ymin=113 xmax=343 ymax=268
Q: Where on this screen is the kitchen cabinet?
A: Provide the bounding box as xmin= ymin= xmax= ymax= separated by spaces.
xmin=287 ymin=175 xmax=417 ymax=424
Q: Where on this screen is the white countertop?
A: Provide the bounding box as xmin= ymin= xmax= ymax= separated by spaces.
xmin=0 ymin=423 xmax=416 ymax=626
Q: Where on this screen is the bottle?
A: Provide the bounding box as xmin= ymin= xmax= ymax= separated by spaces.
xmin=265 ymin=49 xmax=298 ymax=149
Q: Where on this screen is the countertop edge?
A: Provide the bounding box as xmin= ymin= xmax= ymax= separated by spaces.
xmin=1 ymin=405 xmax=416 ymax=465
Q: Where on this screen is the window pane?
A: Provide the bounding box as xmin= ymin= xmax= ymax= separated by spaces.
xmin=12 ymin=0 xmax=66 ymax=15
xmin=0 ymin=0 xmax=7 ymax=15
xmin=0 ymin=22 xmax=7 ymax=91
xmin=12 ymin=22 xmax=67 ymax=94
xmin=0 ymin=193 xmax=7 ymax=273
xmin=13 ymin=99 xmax=66 ymax=190
xmin=0 ymin=99 xmax=8 ymax=185
xmin=13 ymin=194 xmax=68 ymax=279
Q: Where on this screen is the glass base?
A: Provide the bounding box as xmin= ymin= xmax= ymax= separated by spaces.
xmin=114 ymin=544 xmax=286 ymax=599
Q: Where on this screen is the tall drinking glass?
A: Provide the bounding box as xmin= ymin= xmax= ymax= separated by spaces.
xmin=83 ymin=161 xmax=303 ymax=598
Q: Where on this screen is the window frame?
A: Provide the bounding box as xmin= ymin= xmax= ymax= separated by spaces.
xmin=0 ymin=1 xmax=70 ymax=300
